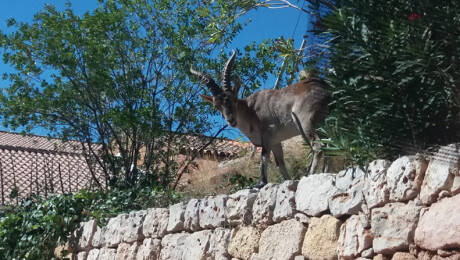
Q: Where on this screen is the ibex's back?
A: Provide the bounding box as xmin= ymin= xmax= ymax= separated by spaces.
xmin=191 ymin=51 xmax=330 ymax=188
xmin=243 ymin=78 xmax=330 ymax=145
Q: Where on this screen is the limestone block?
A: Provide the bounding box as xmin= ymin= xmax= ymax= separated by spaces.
xmin=338 ymin=215 xmax=373 ymax=259
xmin=184 ymin=199 xmax=201 ymax=232
xmin=296 ymin=174 xmax=338 ymax=216
xmin=371 ymin=201 xmax=422 ymax=254
xmin=136 ymin=238 xmax=161 ymax=260
xmin=166 ymin=202 xmax=186 ymax=232
xmin=104 ymin=214 xmax=128 ymax=248
xmin=420 ymin=144 xmax=460 ymax=204
xmin=414 ymin=194 xmax=460 ymax=251
xmin=373 ymin=254 xmax=389 ymax=260
xmin=273 ymin=180 xmax=297 ymax=222
xmin=76 ymin=251 xmax=88 ymax=260
xmin=226 ymin=189 xmax=257 ymax=226
xmin=361 ymin=248 xmax=374 ymax=258
xmin=143 ymin=208 xmax=169 ymax=239
xmin=91 ymin=226 xmax=105 ymax=248
xmin=208 ymin=228 xmax=232 ymax=260
xmin=98 ymin=248 xmax=117 ymax=259
xmin=335 ymin=167 xmax=366 ymax=190
xmin=258 ymin=219 xmax=306 ymax=260
xmin=87 ymin=249 xmax=100 ymax=260
xmin=199 ymin=195 xmax=228 ymax=229
xmin=391 ymin=252 xmax=417 ymax=260
xmin=228 ymin=226 xmax=261 ymax=260
xmin=329 ymin=184 xmax=365 ymax=217
xmin=294 ymin=212 xmax=310 ymax=225
xmin=302 ymin=215 xmax=342 ymax=260
xmin=73 ymin=219 xmax=97 ymax=251
xmin=116 ymin=242 xmax=139 ymax=260
xmin=160 ymin=233 xmax=189 ymax=260
xmin=386 ymin=156 xmax=427 ymax=202
xmin=252 ymin=183 xmax=278 ymax=225
xmin=183 ymin=230 xmax=213 ymax=260
xmin=364 ymin=160 xmax=391 ymax=209
xmin=123 ymin=210 xmax=147 ymax=243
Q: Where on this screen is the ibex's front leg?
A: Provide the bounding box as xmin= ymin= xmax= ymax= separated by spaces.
xmin=253 ymin=146 xmax=270 ymax=189
xmin=272 ymin=143 xmax=290 ymax=180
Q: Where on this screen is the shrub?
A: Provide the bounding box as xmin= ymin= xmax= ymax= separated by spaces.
xmin=316 ymin=0 xmax=460 ymax=162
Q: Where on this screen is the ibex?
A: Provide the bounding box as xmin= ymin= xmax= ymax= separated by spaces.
xmin=191 ymin=51 xmax=330 ymax=188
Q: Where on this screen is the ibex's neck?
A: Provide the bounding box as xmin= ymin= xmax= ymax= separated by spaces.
xmin=235 ymin=99 xmax=261 ymax=143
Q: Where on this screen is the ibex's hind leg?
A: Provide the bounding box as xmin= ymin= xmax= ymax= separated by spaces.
xmin=292 ymin=112 xmax=323 ymax=175
xmin=272 ymin=143 xmax=290 ymax=180
xmin=253 ymin=146 xmax=270 ymax=189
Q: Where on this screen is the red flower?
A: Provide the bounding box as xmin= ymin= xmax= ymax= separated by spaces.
xmin=409 ymin=13 xmax=422 ymax=21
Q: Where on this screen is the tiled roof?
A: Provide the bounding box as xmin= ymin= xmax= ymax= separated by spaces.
xmin=0 ymin=131 xmax=104 ymax=205
xmin=0 ymin=131 xmax=250 ymax=205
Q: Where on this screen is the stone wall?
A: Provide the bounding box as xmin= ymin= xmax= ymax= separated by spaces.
xmin=66 ymin=144 xmax=460 ymax=260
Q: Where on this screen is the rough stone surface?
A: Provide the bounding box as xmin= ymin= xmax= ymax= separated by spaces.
xmin=228 ymin=226 xmax=261 ymax=260
xmin=166 ymin=202 xmax=186 ymax=233
xmin=273 ymin=180 xmax=297 ymax=222
xmin=123 ymin=210 xmax=146 ymax=243
xmin=296 ymin=174 xmax=338 ymax=216
xmin=183 ymin=230 xmax=213 ymax=260
xmin=302 ymin=215 xmax=342 ymax=260
xmin=414 ymin=194 xmax=460 ymax=251
xmin=420 ymin=144 xmax=460 ymax=204
xmin=329 ymin=184 xmax=365 ymax=217
xmin=361 ymin=248 xmax=374 ymax=258
xmin=183 ymin=199 xmax=201 ymax=232
xmin=87 ymin=248 xmax=100 ymax=260
xmin=252 ymin=183 xmax=278 ymax=225
xmin=76 ymin=251 xmax=88 ymax=260
xmin=91 ymin=226 xmax=105 ymax=248
xmin=371 ymin=201 xmax=421 ymax=254
xmin=391 ymin=252 xmax=417 ymax=260
xmin=208 ymin=228 xmax=232 ymax=260
xmin=335 ymin=167 xmax=366 ymax=190
xmin=364 ymin=160 xmax=391 ymax=209
xmin=136 ymin=238 xmax=161 ymax=260
xmin=294 ymin=256 xmax=306 ymax=260
xmin=373 ymin=254 xmax=390 ymax=260
xmin=98 ymin=248 xmax=117 ymax=259
xmin=386 ymin=156 xmax=427 ymax=202
xmin=116 ymin=242 xmax=139 ymax=260
xmin=338 ymin=215 xmax=373 ymax=259
xmin=199 ymin=195 xmax=228 ymax=229
xmin=257 ymin=219 xmax=306 ymax=260
xmin=226 ymin=189 xmax=257 ymax=226
xmin=103 ymin=214 xmax=127 ymax=247
xmin=159 ymin=233 xmax=189 ymax=260
xmin=294 ymin=213 xmax=310 ymax=225
xmin=143 ymin=208 xmax=169 ymax=239
xmin=73 ymin=219 xmax=97 ymax=251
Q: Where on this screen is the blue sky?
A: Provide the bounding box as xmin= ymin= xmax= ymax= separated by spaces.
xmin=0 ymin=0 xmax=311 ymax=139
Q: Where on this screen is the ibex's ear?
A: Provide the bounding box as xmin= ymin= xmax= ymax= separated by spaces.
xmin=233 ymin=76 xmax=241 ymax=98
xmin=200 ymin=94 xmax=214 ymax=104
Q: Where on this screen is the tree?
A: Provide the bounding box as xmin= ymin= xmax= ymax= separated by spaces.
xmin=0 ymin=0 xmax=280 ymax=188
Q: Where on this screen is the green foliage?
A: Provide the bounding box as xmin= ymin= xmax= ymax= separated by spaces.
xmin=317 ymin=0 xmax=460 ymax=160
xmin=318 ymin=116 xmax=382 ymax=167
xmin=0 ymin=184 xmax=180 ymax=259
xmin=229 ymin=173 xmax=255 ymax=190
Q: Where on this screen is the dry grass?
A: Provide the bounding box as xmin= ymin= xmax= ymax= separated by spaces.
xmin=177 ymin=136 xmax=347 ymax=199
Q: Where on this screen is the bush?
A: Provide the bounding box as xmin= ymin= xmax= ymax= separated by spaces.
xmin=316 ymin=0 xmax=460 ymax=162
xmin=0 ymin=183 xmax=180 ymax=259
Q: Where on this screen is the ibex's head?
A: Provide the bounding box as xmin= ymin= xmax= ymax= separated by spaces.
xmin=191 ymin=51 xmax=241 ymax=127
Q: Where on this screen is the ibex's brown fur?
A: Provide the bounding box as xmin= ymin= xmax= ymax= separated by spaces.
xmin=191 ymin=51 xmax=330 ymax=188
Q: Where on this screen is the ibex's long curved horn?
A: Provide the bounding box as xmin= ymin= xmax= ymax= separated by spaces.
xmin=221 ymin=50 xmax=236 ymax=92
xmin=190 ymin=67 xmax=223 ymax=97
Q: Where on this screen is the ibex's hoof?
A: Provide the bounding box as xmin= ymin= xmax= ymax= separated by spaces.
xmin=252 ymin=181 xmax=267 ymax=189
